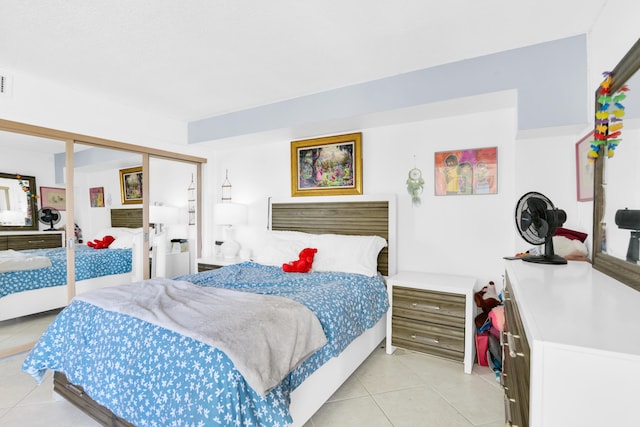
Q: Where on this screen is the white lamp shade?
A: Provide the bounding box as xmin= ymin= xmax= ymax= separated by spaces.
xmin=149 ymin=205 xmax=179 ymax=225
xmin=215 ymin=203 xmax=247 ymax=226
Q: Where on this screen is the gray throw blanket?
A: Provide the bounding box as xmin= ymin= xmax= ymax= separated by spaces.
xmin=0 ymin=249 xmax=52 ymax=272
xmin=75 ymin=278 xmax=327 ymax=396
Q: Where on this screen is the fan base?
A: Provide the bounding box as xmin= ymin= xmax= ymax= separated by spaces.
xmin=522 ymin=254 xmax=567 ymax=265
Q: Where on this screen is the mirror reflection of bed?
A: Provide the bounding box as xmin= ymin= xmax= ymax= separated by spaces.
xmin=0 ymin=208 xmax=144 ymax=357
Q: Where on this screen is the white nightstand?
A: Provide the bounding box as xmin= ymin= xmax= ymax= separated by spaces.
xmin=197 ymin=256 xmax=241 ymax=272
xmin=386 ymin=271 xmax=477 ymax=374
xmin=165 ymin=252 xmax=191 ymax=277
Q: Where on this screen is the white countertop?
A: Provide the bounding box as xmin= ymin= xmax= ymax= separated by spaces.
xmin=387 ymin=271 xmax=477 ymax=294
xmin=505 ymin=259 xmax=640 ymax=359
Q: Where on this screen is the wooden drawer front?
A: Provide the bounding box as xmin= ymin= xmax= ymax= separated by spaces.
xmin=502 ymin=277 xmax=530 ymax=427
xmin=8 ymin=234 xmax=61 ymax=250
xmin=198 ymin=263 xmax=223 ymax=272
xmin=393 ymin=286 xmax=465 ymax=329
xmin=54 ymin=372 xmax=134 ymax=427
xmin=392 ymin=316 xmax=464 ymax=361
xmin=0 ymin=236 xmax=7 ymax=250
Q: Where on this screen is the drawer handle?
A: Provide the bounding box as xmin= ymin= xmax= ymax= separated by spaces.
xmin=410 ymin=334 xmax=439 ymax=344
xmin=505 ymin=332 xmax=525 ymax=358
xmin=65 ymin=383 xmax=85 ymax=397
xmin=411 ymin=302 xmax=440 ymax=310
xmin=28 ymin=239 xmax=46 ymax=243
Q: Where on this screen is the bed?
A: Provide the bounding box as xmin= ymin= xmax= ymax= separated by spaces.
xmin=0 ymin=208 xmax=145 ymax=322
xmin=22 ymin=198 xmax=396 ymax=427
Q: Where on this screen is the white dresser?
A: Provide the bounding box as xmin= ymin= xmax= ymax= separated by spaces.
xmin=504 ymin=260 xmax=640 ymax=427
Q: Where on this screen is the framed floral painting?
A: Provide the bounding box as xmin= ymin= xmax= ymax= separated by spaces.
xmin=290 ymin=133 xmax=362 ymax=197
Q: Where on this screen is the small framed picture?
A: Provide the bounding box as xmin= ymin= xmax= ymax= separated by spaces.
xmin=120 ymin=167 xmax=143 ymax=205
xmin=40 ymin=186 xmax=66 ymax=211
xmin=434 ymin=147 xmax=498 ymax=196
xmin=89 ymin=187 xmax=105 ymax=207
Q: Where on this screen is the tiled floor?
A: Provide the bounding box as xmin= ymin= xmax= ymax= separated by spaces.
xmin=0 ymin=344 xmax=504 ymax=427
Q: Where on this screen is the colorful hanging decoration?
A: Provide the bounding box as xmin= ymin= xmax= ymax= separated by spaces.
xmin=16 ymin=174 xmax=38 ymax=199
xmin=589 ymin=71 xmax=629 ymax=160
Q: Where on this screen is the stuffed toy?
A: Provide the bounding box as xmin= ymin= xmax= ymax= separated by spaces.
xmin=473 ymin=281 xmax=501 ymax=329
xmin=282 ymin=247 xmax=317 ymax=273
xmin=87 ymin=235 xmax=115 ymax=249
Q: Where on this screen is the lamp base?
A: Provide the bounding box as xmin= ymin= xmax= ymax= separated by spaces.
xmin=221 ymin=240 xmax=240 ymax=259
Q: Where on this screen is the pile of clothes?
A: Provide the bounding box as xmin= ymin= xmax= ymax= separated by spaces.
xmin=474 ymin=281 xmax=504 ymax=381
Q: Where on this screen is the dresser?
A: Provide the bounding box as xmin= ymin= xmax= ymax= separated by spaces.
xmin=0 ymin=230 xmax=64 ymax=250
xmin=503 ymin=260 xmax=640 ymax=427
xmin=385 ymin=271 xmax=477 ymax=374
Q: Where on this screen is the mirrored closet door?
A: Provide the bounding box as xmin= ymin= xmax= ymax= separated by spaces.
xmin=148 ymin=157 xmax=198 ymax=279
xmin=0 ymin=119 xmax=206 ymax=358
xmin=0 ymin=131 xmax=69 ymax=356
xmin=73 ymin=142 xmax=146 ymax=295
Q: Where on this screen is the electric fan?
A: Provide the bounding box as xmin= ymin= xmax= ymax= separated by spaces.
xmin=514 ymin=192 xmax=568 ymax=265
xmin=38 ymin=207 xmax=61 ymax=231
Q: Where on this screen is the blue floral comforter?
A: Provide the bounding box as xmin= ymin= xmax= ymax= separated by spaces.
xmin=23 ymin=262 xmax=389 ymax=427
xmin=0 ymin=245 xmax=132 ymax=298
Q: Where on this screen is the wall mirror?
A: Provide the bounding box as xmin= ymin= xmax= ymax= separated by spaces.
xmin=0 ymin=172 xmax=38 ymax=230
xmin=593 ymin=38 xmax=640 ymax=291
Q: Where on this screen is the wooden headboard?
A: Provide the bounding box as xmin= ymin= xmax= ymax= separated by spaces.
xmin=110 ymin=208 xmax=143 ymax=228
xmin=270 ymin=200 xmax=390 ymax=276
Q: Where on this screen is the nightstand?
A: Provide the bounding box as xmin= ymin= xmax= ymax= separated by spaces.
xmin=197 ymin=256 xmax=241 ymax=272
xmin=386 ymin=271 xmax=476 ymax=374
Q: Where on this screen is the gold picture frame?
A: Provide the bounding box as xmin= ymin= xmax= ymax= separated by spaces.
xmin=119 ymin=166 xmax=143 ymax=205
xmin=290 ymin=132 xmax=363 ymax=197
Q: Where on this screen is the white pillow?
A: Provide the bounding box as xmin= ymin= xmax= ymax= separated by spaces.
xmin=310 ymin=234 xmax=387 ymax=277
xmin=254 ymin=231 xmax=311 ymax=266
xmin=110 ymin=233 xmax=135 ymax=249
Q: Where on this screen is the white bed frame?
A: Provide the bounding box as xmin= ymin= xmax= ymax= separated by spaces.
xmin=53 ymin=197 xmax=397 ymax=427
xmin=289 ymin=315 xmax=386 ymax=426
xmin=271 ymin=195 xmax=397 ymax=426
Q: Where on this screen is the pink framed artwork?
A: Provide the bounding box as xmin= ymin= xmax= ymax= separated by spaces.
xmin=90 ymin=187 xmax=105 ymax=207
xmin=40 ymin=186 xmax=66 ymax=211
xmin=434 ymin=147 xmax=498 ymax=196
xmin=575 ymin=133 xmax=594 ymax=201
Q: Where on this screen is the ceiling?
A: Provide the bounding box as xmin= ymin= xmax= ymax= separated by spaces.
xmin=0 ymin=1 xmax=608 ymax=123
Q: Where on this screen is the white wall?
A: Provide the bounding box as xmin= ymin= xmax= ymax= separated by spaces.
xmin=210 ymin=106 xmax=525 ymax=285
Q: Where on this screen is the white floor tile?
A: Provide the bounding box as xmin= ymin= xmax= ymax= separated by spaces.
xmin=373 ymin=385 xmax=473 ymax=427
xmin=311 ymin=395 xmax=393 ymax=427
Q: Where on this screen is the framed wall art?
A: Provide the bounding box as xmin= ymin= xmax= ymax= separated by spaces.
xmin=290 ymin=132 xmax=363 ymax=197
xmin=119 ymin=166 xmax=143 ymax=205
xmin=40 ymin=186 xmax=66 ymax=211
xmin=575 ymin=132 xmax=594 ymax=201
xmin=434 ymin=147 xmax=498 ymax=196
xmin=89 ymin=186 xmax=105 ymax=207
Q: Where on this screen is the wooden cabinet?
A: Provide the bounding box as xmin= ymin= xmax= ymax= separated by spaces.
xmin=0 ymin=231 xmax=64 ymax=250
xmin=504 ymin=260 xmax=640 ymax=427
xmin=502 ymin=276 xmax=530 ymax=427
xmin=386 ymin=271 xmax=476 ymax=374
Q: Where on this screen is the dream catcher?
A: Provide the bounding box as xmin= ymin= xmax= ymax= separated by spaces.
xmin=406 ymin=165 xmax=424 ymax=206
